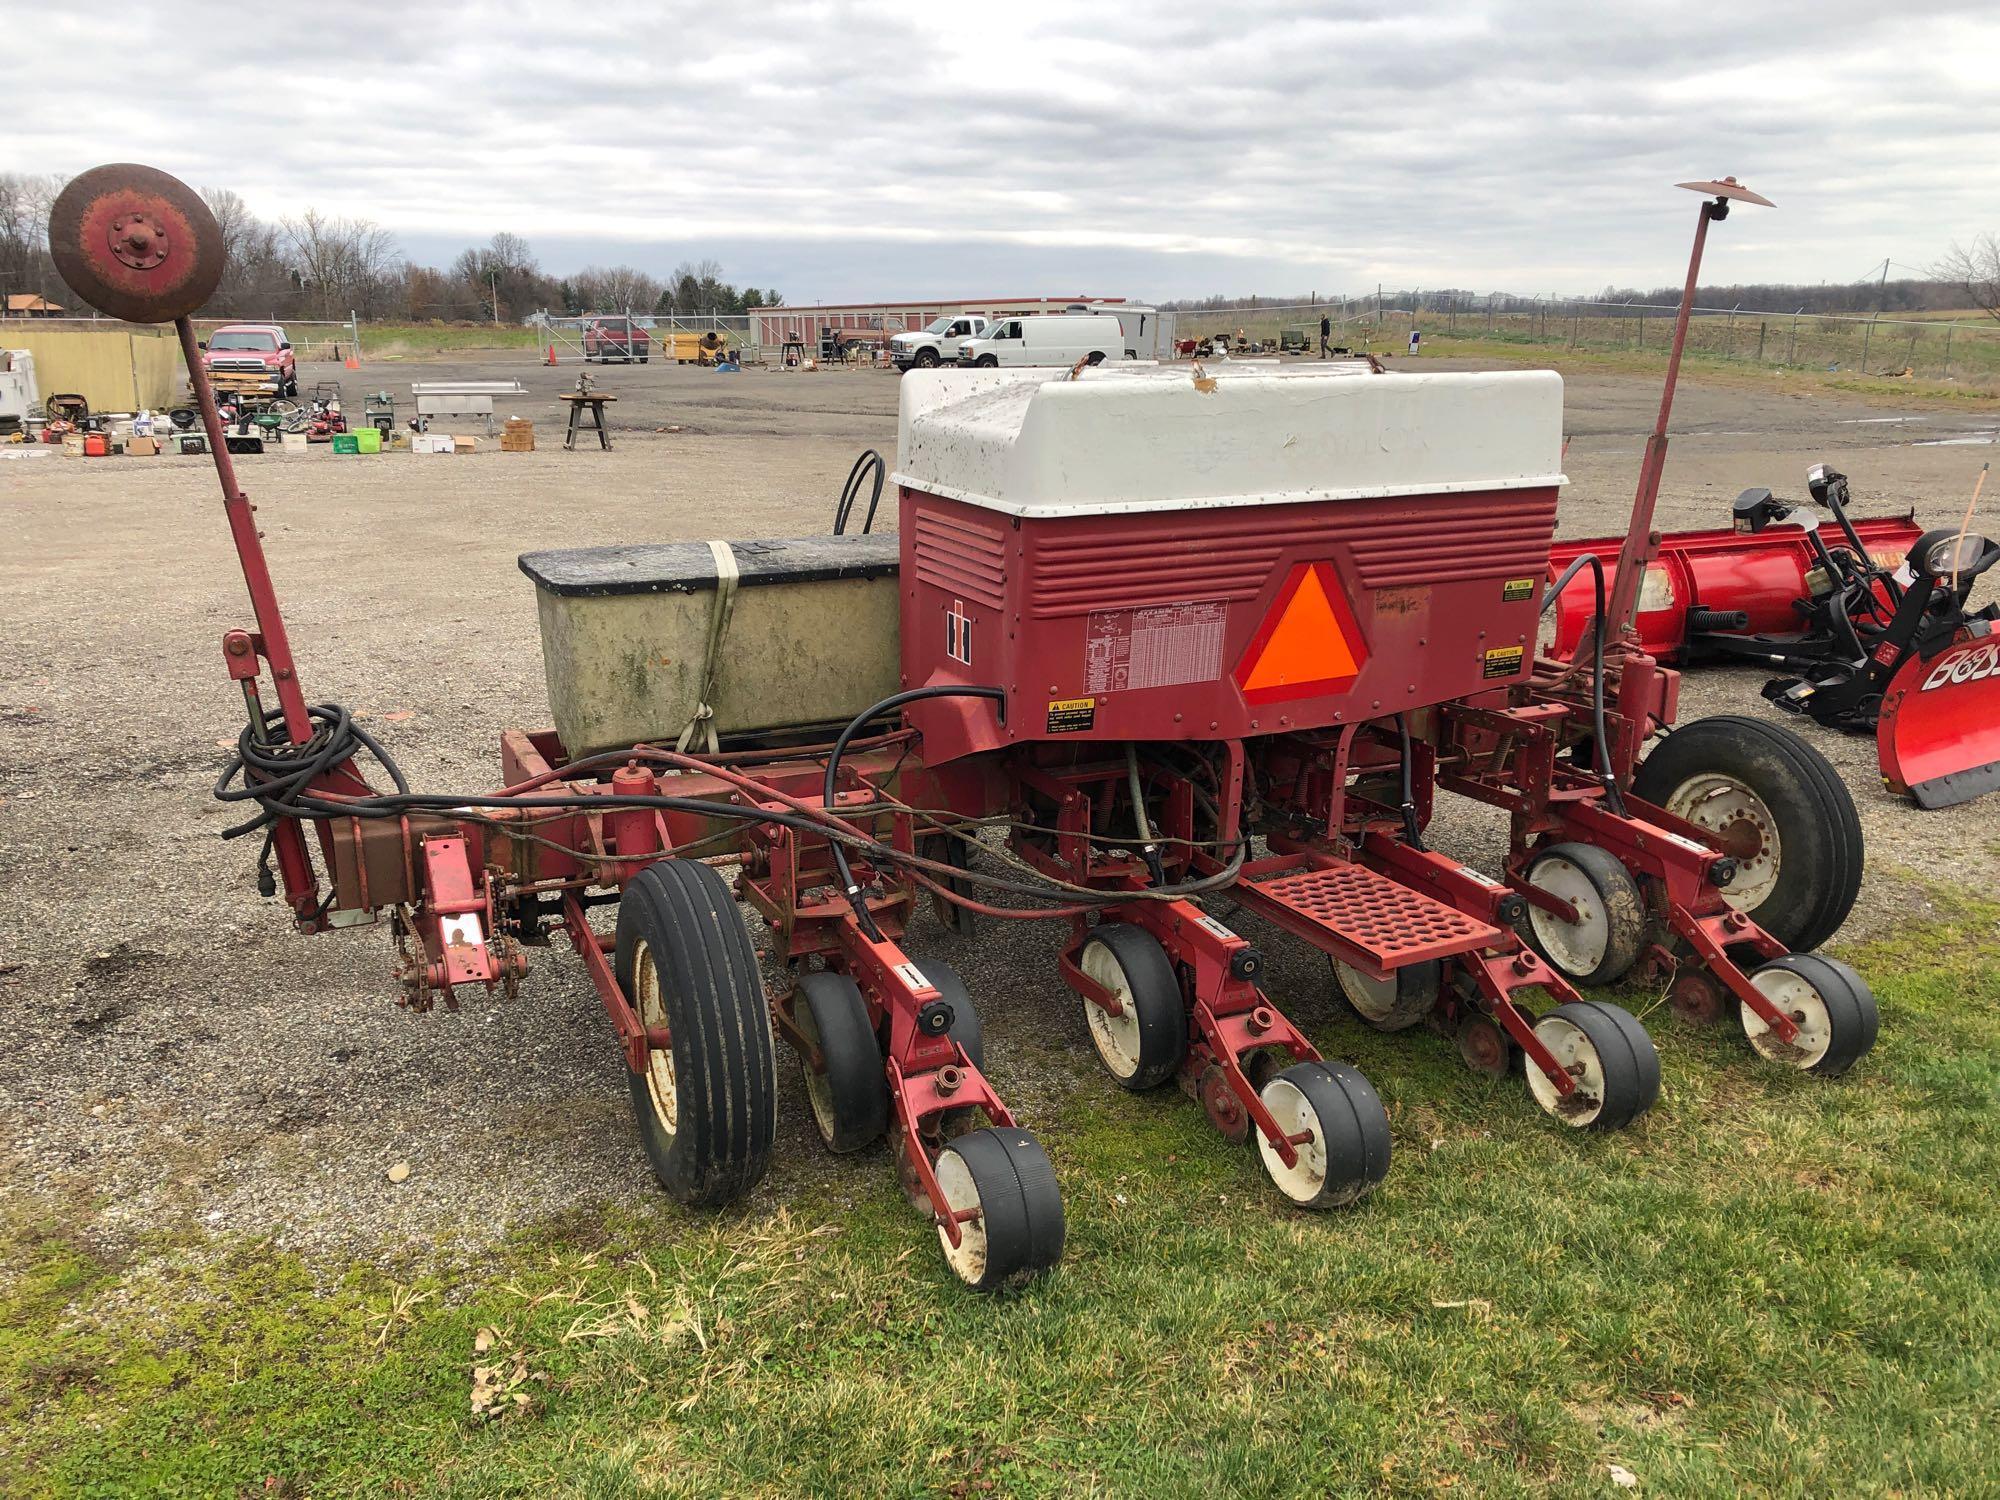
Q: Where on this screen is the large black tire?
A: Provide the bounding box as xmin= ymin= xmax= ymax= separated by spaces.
xmin=1744 ymin=953 xmax=1880 ymax=1077
xmin=1076 ymin=924 xmax=1187 ymax=1089
xmin=1631 ymin=715 xmax=1862 ymax=953
xmin=1523 ymin=1000 xmax=1660 ymax=1131
xmin=915 ymin=347 xmax=939 ymax=368
xmin=794 ymin=972 xmax=887 ymax=1153
xmin=1520 ymin=843 xmax=1646 ymax=986
xmin=975 ymin=354 xmax=999 ymax=368
xmin=614 ymin=860 xmax=777 ymax=1206
xmin=1255 ymin=1061 xmax=1392 ymax=1209
xmin=932 ymin=1127 xmax=1065 ymax=1290
xmin=924 ymin=958 xmax=983 ymax=1069
xmin=1333 ymin=958 xmax=1441 ymax=1032
xmin=1085 ymin=351 xmax=1105 ymax=365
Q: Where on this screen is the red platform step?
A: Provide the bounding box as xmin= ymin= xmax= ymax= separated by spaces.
xmin=1235 ymin=859 xmax=1499 ymax=977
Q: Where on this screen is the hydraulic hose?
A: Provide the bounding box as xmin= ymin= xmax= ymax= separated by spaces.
xmin=1539 ymin=553 xmax=1626 ymax=815
xmin=1394 ymin=714 xmax=1426 ymax=850
xmin=1125 ymin=742 xmax=1167 ymax=886
xmin=831 ymin=448 xmax=886 ymax=535
xmin=823 ymin=685 xmax=1007 ymax=938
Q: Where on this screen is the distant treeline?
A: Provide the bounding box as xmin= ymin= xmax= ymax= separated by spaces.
xmin=1165 ymin=278 xmax=1971 ymax=318
xmin=0 ymin=170 xmax=780 ymax=323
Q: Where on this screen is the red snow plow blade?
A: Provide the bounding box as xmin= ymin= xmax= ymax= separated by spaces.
xmin=1878 ymin=624 xmax=2000 ymax=808
xmin=1547 ymin=516 xmax=1922 ymax=660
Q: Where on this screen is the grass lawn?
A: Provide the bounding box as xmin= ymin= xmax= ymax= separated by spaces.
xmin=4 ymin=899 xmax=1996 ymax=1498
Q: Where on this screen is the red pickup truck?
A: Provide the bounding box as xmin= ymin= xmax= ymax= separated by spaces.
xmin=198 ymin=324 xmax=297 ymax=396
xmin=582 ymin=316 xmax=651 ymax=363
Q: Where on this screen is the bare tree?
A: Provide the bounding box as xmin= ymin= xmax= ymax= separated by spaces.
xmin=200 ymin=186 xmax=293 ymax=317
xmin=574 ymin=264 xmax=662 ymax=315
xmin=1934 ymin=234 xmax=2000 ymax=324
xmin=0 ymin=171 xmax=63 ymax=307
xmin=279 ymin=208 xmax=399 ymax=319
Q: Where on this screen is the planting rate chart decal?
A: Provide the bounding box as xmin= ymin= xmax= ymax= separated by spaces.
xmin=1085 ymin=600 xmax=1228 ymax=693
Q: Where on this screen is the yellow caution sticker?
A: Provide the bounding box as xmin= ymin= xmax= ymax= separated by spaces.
xmin=1502 ymin=577 xmax=1536 ymax=602
xmin=1046 ymin=697 xmax=1096 ymax=733
xmin=1483 ymin=645 xmax=1526 ymax=679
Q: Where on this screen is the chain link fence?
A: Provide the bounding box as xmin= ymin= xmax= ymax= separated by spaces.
xmin=1169 ymin=297 xmax=2000 ymax=386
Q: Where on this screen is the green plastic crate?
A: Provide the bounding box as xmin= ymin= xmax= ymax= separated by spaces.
xmin=354 ymin=426 xmax=382 ymax=454
xmin=331 ymin=433 xmax=360 ymax=454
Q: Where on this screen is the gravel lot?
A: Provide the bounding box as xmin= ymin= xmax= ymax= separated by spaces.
xmin=3 ymin=353 xmax=1994 ymax=1261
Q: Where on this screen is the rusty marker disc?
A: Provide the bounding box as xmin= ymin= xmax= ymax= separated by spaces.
xmin=48 ymin=163 xmax=224 ymax=324
xmin=1676 ymin=176 xmax=1774 ymax=208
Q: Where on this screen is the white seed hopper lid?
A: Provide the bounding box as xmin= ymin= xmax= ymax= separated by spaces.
xmin=894 ymin=362 xmax=1566 ymax=517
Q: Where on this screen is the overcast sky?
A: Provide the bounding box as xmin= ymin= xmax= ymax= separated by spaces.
xmin=10 ymin=2 xmax=1998 ymax=304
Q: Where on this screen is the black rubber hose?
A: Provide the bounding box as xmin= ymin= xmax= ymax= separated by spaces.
xmin=832 ymin=448 xmax=886 ymax=535
xmin=1394 ymin=714 xmax=1426 ymax=850
xmin=823 ymin=685 xmax=1007 ymax=938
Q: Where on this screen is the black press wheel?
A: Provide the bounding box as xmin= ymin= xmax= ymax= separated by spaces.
xmin=614 ymin=859 xmax=777 ymax=1206
xmin=793 ymin=972 xmax=888 ymax=1153
xmin=1520 ymin=843 xmax=1646 ymax=986
xmin=1631 ymin=715 xmax=1862 ymax=952
xmin=1744 ymin=953 xmax=1879 ymax=1077
xmin=1522 ymin=1000 xmax=1659 ymax=1130
xmin=1076 ymin=924 xmax=1187 ymax=1089
xmin=1333 ymin=957 xmax=1441 ymax=1032
xmin=918 ymin=830 xmax=978 ymax=936
xmin=932 ymin=1127 xmax=1065 ymax=1290
xmin=1254 ymin=1060 xmax=1391 ymax=1209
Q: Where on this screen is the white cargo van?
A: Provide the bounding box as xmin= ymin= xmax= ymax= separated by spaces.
xmin=955 ymin=314 xmax=1125 ymax=369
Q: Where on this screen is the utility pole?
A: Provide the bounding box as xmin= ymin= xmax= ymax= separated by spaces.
xmin=491 ymin=270 xmax=501 ymax=325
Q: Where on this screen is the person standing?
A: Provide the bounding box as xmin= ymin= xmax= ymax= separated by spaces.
xmin=1320 ymin=313 xmax=1332 ymax=358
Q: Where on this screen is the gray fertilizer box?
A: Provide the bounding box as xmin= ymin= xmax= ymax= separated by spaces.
xmin=519 ymin=535 xmax=901 ymax=756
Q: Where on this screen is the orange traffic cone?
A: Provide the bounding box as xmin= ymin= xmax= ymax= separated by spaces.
xmin=343 ymin=346 xmax=360 ymax=371
xmin=545 ymin=343 xmax=558 ymax=367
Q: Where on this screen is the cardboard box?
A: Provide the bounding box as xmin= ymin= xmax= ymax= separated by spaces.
xmin=501 ymin=418 xmax=534 ymax=452
xmin=414 ymin=434 xmax=455 ymax=454
xmin=454 ymin=435 xmax=478 ymax=453
xmin=127 ymin=434 xmax=160 ymax=456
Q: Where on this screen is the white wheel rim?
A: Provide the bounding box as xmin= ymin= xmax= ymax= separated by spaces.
xmin=1525 ymin=1017 xmax=1606 ymax=1127
xmin=1255 ymin=1078 xmax=1328 ymax=1204
xmin=1080 ymin=941 xmax=1143 ymax=1080
xmin=1335 ymin=961 xmax=1400 ymax=1022
xmin=1743 ymin=968 xmax=1834 ymax=1069
xmin=1525 ymin=856 xmax=1610 ymax=975
xmin=794 ymin=995 xmax=835 ymax=1140
xmin=1664 ymin=773 xmax=1781 ymax=911
xmin=633 ymin=939 xmax=678 ymax=1137
xmin=933 ymin=1147 xmax=989 ymax=1284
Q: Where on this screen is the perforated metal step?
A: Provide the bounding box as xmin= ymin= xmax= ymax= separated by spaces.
xmin=1239 ymin=861 xmax=1500 ymax=971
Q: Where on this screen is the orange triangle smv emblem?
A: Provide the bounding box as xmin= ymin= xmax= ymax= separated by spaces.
xmin=1237 ymin=562 xmax=1363 ymax=701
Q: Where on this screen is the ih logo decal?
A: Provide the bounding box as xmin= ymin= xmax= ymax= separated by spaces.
xmin=945 ymin=598 xmax=973 ymax=665
xmin=1234 ymin=561 xmax=1367 ymax=703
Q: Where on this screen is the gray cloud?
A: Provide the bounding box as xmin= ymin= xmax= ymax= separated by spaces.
xmin=8 ymin=0 xmax=1996 ymax=300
